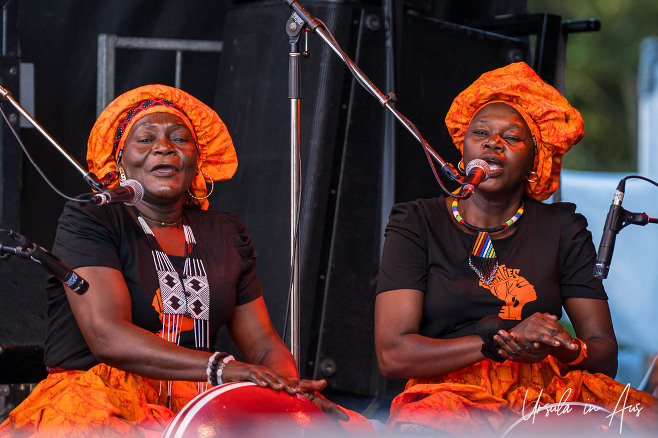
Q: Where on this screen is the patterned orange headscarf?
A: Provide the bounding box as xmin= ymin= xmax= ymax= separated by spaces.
xmin=87 ymin=84 xmax=238 ymax=210
xmin=445 ymin=62 xmax=584 ymax=201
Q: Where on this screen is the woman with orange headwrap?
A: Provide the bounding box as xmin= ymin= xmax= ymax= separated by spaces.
xmin=375 ymin=63 xmax=657 ymax=435
xmin=0 ymin=85 xmax=348 ymax=437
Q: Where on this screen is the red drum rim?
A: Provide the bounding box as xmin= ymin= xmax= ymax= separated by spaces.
xmin=163 ymin=381 xmax=257 ymax=438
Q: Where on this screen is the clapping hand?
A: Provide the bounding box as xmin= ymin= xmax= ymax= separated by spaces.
xmin=493 ymin=312 xmax=579 ymax=363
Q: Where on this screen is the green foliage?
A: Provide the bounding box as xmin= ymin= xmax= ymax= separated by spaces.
xmin=528 ymin=0 xmax=658 ymax=171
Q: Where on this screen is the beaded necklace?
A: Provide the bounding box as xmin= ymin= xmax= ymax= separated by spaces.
xmin=134 ymin=210 xmax=211 ymax=402
xmin=451 ymin=198 xmax=524 ymax=284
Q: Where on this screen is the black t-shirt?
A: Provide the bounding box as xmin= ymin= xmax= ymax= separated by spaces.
xmin=44 ymin=200 xmax=262 ymax=370
xmin=376 ymin=195 xmax=607 ymax=340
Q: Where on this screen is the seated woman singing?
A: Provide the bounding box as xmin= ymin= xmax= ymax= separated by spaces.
xmin=374 ymin=62 xmax=658 ymax=435
xmin=0 ymin=84 xmax=350 ymax=437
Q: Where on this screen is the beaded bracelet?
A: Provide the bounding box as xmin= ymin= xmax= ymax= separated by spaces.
xmin=215 ymin=354 xmax=235 ymax=385
xmin=565 ymin=337 xmax=588 ymax=366
xmin=206 ymin=352 xmax=228 ymax=386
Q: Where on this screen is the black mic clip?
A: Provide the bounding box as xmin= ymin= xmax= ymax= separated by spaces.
xmin=0 ymin=229 xmax=89 ymax=294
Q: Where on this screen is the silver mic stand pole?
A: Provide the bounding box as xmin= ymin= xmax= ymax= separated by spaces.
xmin=286 ymin=13 xmax=304 ymax=370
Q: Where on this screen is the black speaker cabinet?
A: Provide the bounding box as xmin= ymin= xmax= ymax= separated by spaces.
xmin=0 ymin=255 xmax=48 ymax=386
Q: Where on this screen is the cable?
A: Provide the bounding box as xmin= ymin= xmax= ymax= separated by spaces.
xmin=621 ymin=174 xmax=658 ymax=189
xmin=282 ymin=158 xmax=303 ymax=348
xmin=313 ymin=19 xmax=465 ymax=198
xmin=0 ymin=105 xmax=90 ymax=203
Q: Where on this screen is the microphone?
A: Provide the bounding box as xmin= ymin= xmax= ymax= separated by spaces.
xmin=0 ymin=230 xmax=89 ymax=294
xmin=92 ymin=179 xmax=143 ymax=206
xmin=460 ymin=159 xmax=491 ymax=197
xmin=30 ymin=244 xmax=89 ymax=294
xmin=593 ymin=179 xmax=626 ymax=279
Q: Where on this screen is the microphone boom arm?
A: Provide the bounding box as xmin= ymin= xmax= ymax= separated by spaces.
xmin=0 ymin=85 xmax=102 ymax=191
xmin=285 ymin=0 xmax=461 ymax=188
xmin=618 ymin=209 xmax=658 ymax=229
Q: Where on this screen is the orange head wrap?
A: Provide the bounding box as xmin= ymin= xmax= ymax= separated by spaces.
xmin=445 ymin=62 xmax=584 ymax=201
xmin=87 ymin=84 xmax=237 ymax=210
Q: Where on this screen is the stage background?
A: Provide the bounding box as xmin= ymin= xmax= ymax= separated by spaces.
xmin=1 ymin=0 xmax=656 ymax=416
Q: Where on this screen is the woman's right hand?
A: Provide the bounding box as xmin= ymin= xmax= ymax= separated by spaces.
xmin=493 ymin=313 xmax=578 ymax=363
xmin=220 ymin=363 xmax=349 ymax=421
xmin=221 ymin=360 xmax=301 ymax=394
xmin=508 ymin=312 xmax=577 ymax=350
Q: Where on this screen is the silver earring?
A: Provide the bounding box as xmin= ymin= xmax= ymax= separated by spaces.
xmin=187 ymin=170 xmax=215 ymax=200
xmin=526 ymin=171 xmax=539 ymax=183
xmin=118 ymin=167 xmax=127 ymax=184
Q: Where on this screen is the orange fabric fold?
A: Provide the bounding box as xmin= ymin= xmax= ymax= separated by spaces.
xmin=0 ymin=364 xmax=200 ymax=438
xmin=388 ymin=357 xmax=658 ymax=437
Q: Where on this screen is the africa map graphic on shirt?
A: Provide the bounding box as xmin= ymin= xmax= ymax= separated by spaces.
xmin=478 ymin=264 xmax=537 ymax=320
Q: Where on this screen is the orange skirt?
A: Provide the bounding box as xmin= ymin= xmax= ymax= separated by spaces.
xmin=0 ymin=363 xmax=202 ymax=438
xmin=388 ymin=357 xmax=658 ymax=436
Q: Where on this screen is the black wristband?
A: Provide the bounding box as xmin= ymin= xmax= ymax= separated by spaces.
xmin=476 ymin=315 xmax=507 ymax=363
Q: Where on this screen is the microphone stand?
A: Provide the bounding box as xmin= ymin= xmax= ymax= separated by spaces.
xmin=286 ymin=13 xmax=303 ymax=370
xmin=594 ymin=175 xmax=658 ymax=279
xmin=0 ymin=85 xmax=102 ymax=191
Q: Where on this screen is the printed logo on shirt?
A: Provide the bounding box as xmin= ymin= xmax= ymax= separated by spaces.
xmin=478 ymin=264 xmax=537 ymax=320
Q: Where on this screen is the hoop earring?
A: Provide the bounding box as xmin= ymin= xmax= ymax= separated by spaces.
xmin=458 ymin=158 xmax=466 ymax=175
xmin=187 ymin=170 xmax=215 ymax=200
xmin=526 ymin=171 xmax=539 ymax=183
xmin=118 ymin=167 xmax=127 ymax=184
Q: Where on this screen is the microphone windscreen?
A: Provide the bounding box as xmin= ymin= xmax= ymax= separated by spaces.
xmin=465 ymin=159 xmax=490 ymax=177
xmin=121 ymin=179 xmax=144 ymax=205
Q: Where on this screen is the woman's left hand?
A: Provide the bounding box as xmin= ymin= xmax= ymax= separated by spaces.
xmin=494 ymin=330 xmax=551 ymax=363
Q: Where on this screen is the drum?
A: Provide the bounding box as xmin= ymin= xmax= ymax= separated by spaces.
xmin=162 ymin=382 xmax=340 ymax=438
xmin=502 ymin=401 xmax=636 ymax=437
